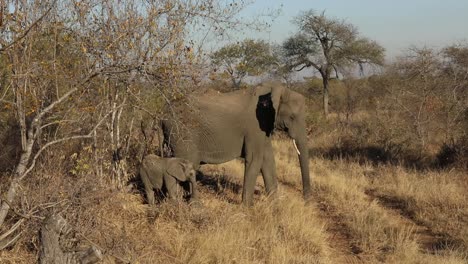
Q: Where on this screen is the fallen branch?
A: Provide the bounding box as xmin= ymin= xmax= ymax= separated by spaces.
xmin=40 ymin=214 xmax=102 ymax=264
xmin=0 ymin=218 xmax=25 ymax=250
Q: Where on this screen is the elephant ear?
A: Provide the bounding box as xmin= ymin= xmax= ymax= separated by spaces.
xmin=256 ymin=92 xmax=276 ymax=136
xmin=270 ymin=85 xmax=286 ymax=114
xmin=254 ymin=82 xmax=286 ymax=114
xmin=166 ymin=160 xmax=186 ymax=182
xmin=254 ymin=83 xmax=288 ymax=136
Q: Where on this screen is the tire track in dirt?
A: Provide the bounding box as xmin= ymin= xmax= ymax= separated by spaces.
xmin=364 ymin=189 xmax=448 ymax=254
xmin=278 ymin=181 xmax=365 ymax=264
xmin=199 ymin=167 xmax=365 ymax=263
xmin=200 ymin=163 xmax=364 ymax=262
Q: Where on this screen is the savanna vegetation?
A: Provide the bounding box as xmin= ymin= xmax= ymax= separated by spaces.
xmin=0 ymin=1 xmax=467 ymax=263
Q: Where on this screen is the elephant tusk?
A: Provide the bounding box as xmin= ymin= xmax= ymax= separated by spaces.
xmin=293 ymin=139 xmax=301 ymax=155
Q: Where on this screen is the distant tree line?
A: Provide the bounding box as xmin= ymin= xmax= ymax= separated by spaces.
xmin=210 ymin=10 xmax=385 ymax=117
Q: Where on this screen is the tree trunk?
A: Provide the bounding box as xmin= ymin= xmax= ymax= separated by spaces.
xmin=40 ymin=214 xmax=102 ymax=264
xmin=0 ymin=134 xmax=35 ymax=227
xmin=322 ymin=77 xmax=329 ymax=118
xmin=232 ymin=77 xmax=241 ymax=90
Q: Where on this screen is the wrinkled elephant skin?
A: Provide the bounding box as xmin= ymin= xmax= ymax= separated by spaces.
xmin=162 ymin=83 xmax=311 ymax=205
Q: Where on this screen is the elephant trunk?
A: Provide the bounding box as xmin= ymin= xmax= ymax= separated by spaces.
xmin=295 ymin=133 xmax=311 ymax=201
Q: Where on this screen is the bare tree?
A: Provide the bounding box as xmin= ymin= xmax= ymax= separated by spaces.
xmin=0 ymin=0 xmax=256 ymax=249
xmin=283 ymin=10 xmax=385 ymax=117
xmin=382 ymin=45 xmax=468 ymax=156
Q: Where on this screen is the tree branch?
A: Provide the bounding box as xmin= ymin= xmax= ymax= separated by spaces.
xmin=0 ymin=0 xmax=57 ymax=53
xmin=0 ymin=99 xmax=15 ymax=106
xmin=20 ymin=104 xmax=122 ymax=180
xmin=40 ymin=119 xmax=76 ymax=130
xmin=0 ymin=218 xmax=24 ymax=242
xmin=30 ymin=68 xmax=112 ymax=136
xmin=295 ymin=64 xmax=310 ymax=72
xmin=1 ymin=83 xmax=14 ymax=105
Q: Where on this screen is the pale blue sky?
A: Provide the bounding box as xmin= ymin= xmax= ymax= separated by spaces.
xmin=238 ymin=0 xmax=468 ymax=59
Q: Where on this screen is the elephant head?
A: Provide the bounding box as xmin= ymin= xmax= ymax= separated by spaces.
xmin=256 ymin=83 xmax=312 ymax=200
xmin=167 ymin=158 xmax=196 ymax=182
xmin=166 ymin=158 xmax=198 ymax=201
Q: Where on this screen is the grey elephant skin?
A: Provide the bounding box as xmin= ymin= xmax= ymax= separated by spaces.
xmin=161 ymin=83 xmax=311 ymax=206
xmin=139 ymin=154 xmax=198 ymax=204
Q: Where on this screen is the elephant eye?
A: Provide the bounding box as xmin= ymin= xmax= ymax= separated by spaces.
xmin=290 ymin=115 xmax=295 ymax=121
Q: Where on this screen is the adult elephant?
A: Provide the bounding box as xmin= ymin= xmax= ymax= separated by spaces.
xmin=161 ymin=83 xmax=311 ymax=206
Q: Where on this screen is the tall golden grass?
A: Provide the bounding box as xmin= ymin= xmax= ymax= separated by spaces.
xmin=272 ymin=139 xmax=467 ymax=263
xmin=1 ymin=139 xmax=467 ymax=263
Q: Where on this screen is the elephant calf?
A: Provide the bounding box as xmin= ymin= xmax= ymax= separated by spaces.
xmin=140 ymin=154 xmax=198 ymax=205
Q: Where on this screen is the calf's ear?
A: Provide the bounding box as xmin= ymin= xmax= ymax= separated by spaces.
xmin=166 ymin=161 xmax=186 ymax=181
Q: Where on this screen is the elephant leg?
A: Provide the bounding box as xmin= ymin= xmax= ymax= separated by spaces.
xmin=242 ymin=140 xmax=265 ymax=206
xmin=140 ymin=170 xmax=156 ymax=205
xmin=145 ymin=186 xmax=155 ymax=205
xmin=261 ymin=140 xmax=278 ymax=198
xmin=189 ymin=175 xmax=199 ymax=200
xmin=164 ymin=174 xmax=178 ymax=201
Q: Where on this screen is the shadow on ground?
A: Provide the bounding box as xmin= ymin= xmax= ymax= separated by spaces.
xmin=309 ymin=145 xmax=431 ymax=171
xmin=309 ymin=139 xmax=467 ymax=171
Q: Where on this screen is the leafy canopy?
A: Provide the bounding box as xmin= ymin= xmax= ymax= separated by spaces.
xmin=211 ymin=39 xmax=277 ymax=87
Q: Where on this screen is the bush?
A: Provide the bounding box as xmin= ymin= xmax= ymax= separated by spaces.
xmin=436 ymin=138 xmax=468 ymax=169
xmin=0 ymin=114 xmax=21 ymax=173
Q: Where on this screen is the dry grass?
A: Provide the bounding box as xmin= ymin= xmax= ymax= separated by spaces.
xmin=273 ymin=139 xmax=468 ymax=263
xmin=370 ymin=167 xmax=468 ymax=251
xmin=1 ymin=139 xmax=467 ymax=263
xmin=81 ymin=180 xmax=332 ymax=263
xmin=1 ymin=157 xmax=331 ymax=264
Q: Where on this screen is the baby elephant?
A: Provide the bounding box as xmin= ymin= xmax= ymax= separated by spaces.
xmin=140 ymin=154 xmax=198 ymax=205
